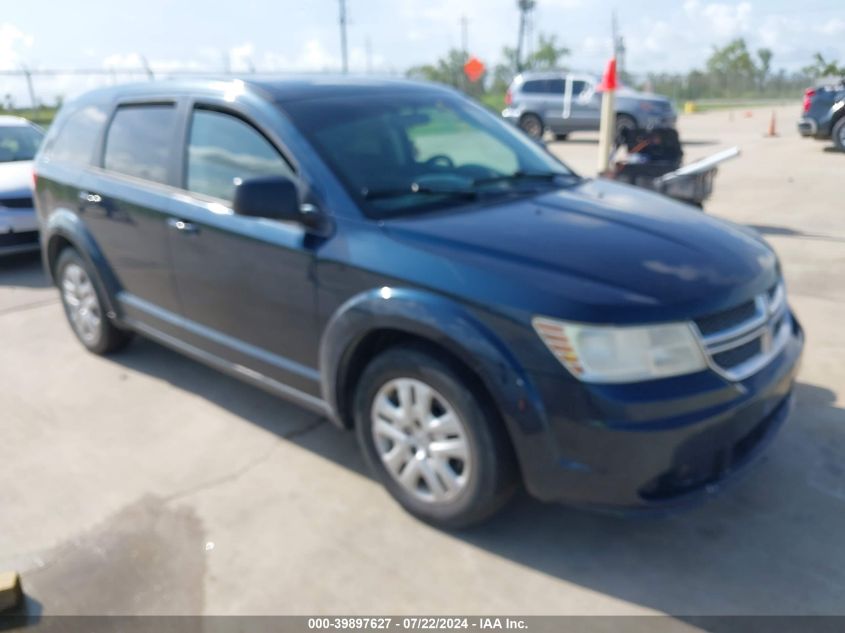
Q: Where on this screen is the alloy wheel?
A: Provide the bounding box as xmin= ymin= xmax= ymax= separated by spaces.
xmin=370 ymin=378 xmax=471 ymax=504
xmin=61 ymin=263 xmax=102 ymax=345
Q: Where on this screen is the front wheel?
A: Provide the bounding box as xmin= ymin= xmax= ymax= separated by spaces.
xmin=354 ymin=347 xmax=517 ymax=528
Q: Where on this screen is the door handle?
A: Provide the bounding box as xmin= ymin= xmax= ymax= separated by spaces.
xmin=167 ymin=218 xmax=199 ymax=234
xmin=78 ymin=191 xmax=102 ymax=204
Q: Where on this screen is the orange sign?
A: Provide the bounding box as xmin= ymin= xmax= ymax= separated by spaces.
xmin=463 ymin=57 xmax=485 ymax=83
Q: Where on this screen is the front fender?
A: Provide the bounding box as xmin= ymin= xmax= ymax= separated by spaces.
xmin=42 ymin=208 xmax=122 ymax=317
xmin=319 ymin=287 xmax=549 ymax=438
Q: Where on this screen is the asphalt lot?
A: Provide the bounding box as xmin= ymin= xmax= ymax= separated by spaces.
xmin=1 ymin=104 xmax=844 ymax=617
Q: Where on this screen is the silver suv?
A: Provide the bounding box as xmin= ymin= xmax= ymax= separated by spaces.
xmin=503 ymin=71 xmax=677 ymax=140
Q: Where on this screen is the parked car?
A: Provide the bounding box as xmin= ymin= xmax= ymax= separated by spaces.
xmin=1 ymin=116 xmax=44 ymax=256
xmin=34 ymin=78 xmax=802 ymax=527
xmin=798 ymin=80 xmax=845 ymax=150
xmin=502 ymin=71 xmax=677 ymax=140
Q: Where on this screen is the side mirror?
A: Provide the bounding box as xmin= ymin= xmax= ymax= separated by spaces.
xmin=232 ymin=176 xmax=331 ymax=234
xmin=233 ymin=176 xmax=301 ymax=222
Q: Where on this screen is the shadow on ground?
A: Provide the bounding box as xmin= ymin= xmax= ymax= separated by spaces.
xmin=748 ymin=224 xmax=845 ymax=243
xmin=0 ymin=252 xmax=49 ymax=288
xmin=104 ymin=336 xmax=845 ymax=617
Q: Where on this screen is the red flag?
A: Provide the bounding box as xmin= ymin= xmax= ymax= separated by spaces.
xmin=596 ymin=57 xmax=618 ymax=92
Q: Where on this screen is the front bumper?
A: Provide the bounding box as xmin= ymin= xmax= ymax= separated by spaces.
xmin=642 ymin=112 xmax=677 ymax=129
xmin=0 ymin=207 xmax=39 ymax=255
xmin=517 ymin=314 xmax=804 ymax=511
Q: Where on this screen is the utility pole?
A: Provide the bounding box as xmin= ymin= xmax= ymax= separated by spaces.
xmin=20 ymin=65 xmax=37 ymax=109
xmin=140 ymin=55 xmax=155 ymax=80
xmin=612 ymin=10 xmax=626 ymax=77
xmin=516 ymin=0 xmax=536 ymax=72
xmin=339 ymin=0 xmax=349 ymax=74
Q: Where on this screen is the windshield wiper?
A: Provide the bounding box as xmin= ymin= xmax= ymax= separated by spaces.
xmin=472 ymin=171 xmax=577 ymax=187
xmin=362 ymin=183 xmax=478 ymax=201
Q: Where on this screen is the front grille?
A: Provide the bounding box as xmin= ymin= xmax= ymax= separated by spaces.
xmin=0 ymin=196 xmax=34 ymax=209
xmin=712 ymin=338 xmax=762 ymax=369
xmin=694 ymin=300 xmax=757 ymax=336
xmin=694 ymin=281 xmax=790 ymax=381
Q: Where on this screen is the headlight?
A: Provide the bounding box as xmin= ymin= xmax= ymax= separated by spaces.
xmin=532 ymin=317 xmax=707 ymax=383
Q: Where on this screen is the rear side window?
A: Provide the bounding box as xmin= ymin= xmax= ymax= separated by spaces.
xmin=521 ymin=80 xmax=547 ymax=94
xmin=571 ymin=80 xmax=587 ymax=96
xmin=546 ymin=79 xmax=565 ymax=94
xmin=47 ymin=105 xmax=107 ymax=165
xmin=103 ymin=104 xmax=178 ymax=185
xmin=185 ymin=109 xmax=293 ymax=203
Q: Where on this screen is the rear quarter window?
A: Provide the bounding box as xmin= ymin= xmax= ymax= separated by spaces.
xmin=103 ymin=104 xmax=178 ymax=185
xmin=46 ymin=105 xmax=108 ymax=165
xmin=521 ymin=80 xmax=548 ymax=94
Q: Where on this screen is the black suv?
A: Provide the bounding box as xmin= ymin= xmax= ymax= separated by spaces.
xmin=34 ymin=78 xmax=803 ymax=527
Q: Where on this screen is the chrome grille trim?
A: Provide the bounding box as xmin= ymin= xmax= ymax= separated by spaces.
xmin=693 ymin=281 xmax=790 ymax=381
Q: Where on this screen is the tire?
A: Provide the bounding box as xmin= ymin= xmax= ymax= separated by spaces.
xmin=615 ymin=113 xmax=637 ymax=143
xmin=56 ymin=248 xmax=133 ymax=355
xmin=354 ymin=346 xmax=517 ymax=528
xmin=554 ymin=133 xmax=569 ymax=141
xmin=518 ymin=113 xmax=544 ymax=140
xmin=833 ymin=117 xmax=845 ymax=152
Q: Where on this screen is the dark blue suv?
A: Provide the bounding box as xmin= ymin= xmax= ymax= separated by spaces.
xmin=33 ymin=78 xmax=803 ymax=527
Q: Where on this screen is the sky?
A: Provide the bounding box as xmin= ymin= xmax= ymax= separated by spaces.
xmin=1 ymin=0 xmax=844 ymax=104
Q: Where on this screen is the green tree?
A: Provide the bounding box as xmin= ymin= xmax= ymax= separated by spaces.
xmin=706 ymin=38 xmax=758 ymax=95
xmin=492 ymin=33 xmax=570 ymax=92
xmin=756 ymin=48 xmax=773 ymax=87
xmin=406 ymin=49 xmax=486 ymax=98
xmin=802 ymin=52 xmax=845 ymax=79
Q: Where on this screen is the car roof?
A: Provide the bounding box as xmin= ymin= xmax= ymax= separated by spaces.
xmin=513 ymin=71 xmax=599 ymax=85
xmin=71 ymin=75 xmax=457 ymax=105
xmin=0 ymin=115 xmax=37 ymax=127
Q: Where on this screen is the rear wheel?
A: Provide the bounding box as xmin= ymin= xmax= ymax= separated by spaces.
xmin=354 ymin=347 xmax=517 ymax=528
xmin=833 ymin=117 xmax=845 ymax=152
xmin=56 ymin=249 xmax=133 ymax=355
xmin=518 ymin=113 xmax=544 ymax=140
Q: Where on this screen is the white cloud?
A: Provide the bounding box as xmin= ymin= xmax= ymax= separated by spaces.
xmin=819 ymin=18 xmax=845 ymax=36
xmin=0 ymin=23 xmax=34 ymax=71
xmin=683 ymin=1 xmax=752 ymax=38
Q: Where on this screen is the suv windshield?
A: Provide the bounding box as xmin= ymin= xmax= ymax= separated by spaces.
xmin=0 ymin=124 xmax=43 ymax=163
xmin=282 ymin=93 xmax=575 ymax=217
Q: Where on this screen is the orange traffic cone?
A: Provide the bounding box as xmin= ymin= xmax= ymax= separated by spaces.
xmin=766 ymin=111 xmax=778 ymax=137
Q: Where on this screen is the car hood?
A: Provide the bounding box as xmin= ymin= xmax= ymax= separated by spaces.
xmin=0 ymin=160 xmax=34 ymax=198
xmin=381 ymin=179 xmax=778 ymax=322
xmin=616 ymin=87 xmax=672 ymax=104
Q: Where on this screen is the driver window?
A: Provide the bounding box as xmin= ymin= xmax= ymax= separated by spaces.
xmin=405 ymin=105 xmax=518 ymax=175
xmin=186 ymin=109 xmax=293 ymax=203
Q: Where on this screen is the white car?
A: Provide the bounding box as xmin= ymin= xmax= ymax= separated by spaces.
xmin=0 ymin=116 xmax=44 ymax=255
